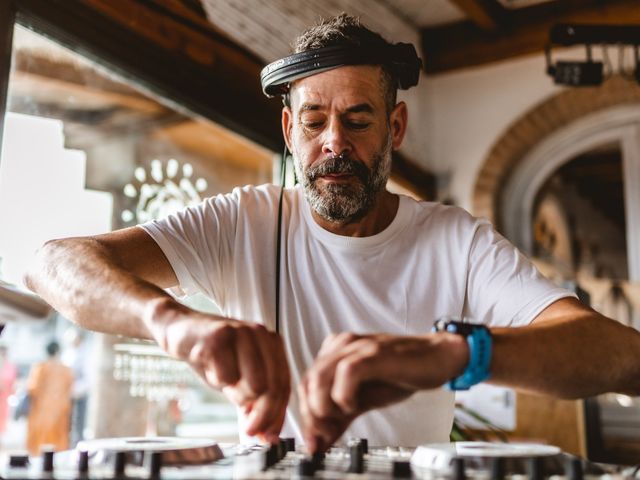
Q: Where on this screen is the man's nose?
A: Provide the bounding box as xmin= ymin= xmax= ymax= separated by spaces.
xmin=321 ymin=118 xmax=352 ymax=158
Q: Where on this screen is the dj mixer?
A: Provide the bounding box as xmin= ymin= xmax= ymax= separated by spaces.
xmin=1 ymin=437 xmax=638 ymax=479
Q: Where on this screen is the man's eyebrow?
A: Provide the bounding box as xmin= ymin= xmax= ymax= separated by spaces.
xmin=297 ymin=103 xmax=375 ymax=114
xmin=298 ymin=103 xmax=321 ymax=113
xmin=345 ymin=103 xmax=375 ymax=114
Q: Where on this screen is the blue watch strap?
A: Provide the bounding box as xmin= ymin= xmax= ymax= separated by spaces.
xmin=433 ymin=319 xmax=493 ymax=391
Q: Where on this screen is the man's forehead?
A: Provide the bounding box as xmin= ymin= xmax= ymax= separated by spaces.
xmin=289 ymin=65 xmax=385 ymax=110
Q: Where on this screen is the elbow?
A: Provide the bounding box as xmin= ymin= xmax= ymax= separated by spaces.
xmin=23 ymin=238 xmax=74 ymax=293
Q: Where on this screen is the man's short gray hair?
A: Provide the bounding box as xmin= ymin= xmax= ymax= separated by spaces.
xmin=291 ymin=13 xmax=398 ymax=114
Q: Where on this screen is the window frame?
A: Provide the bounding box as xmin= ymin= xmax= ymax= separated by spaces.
xmin=0 ymin=0 xmax=281 ymax=171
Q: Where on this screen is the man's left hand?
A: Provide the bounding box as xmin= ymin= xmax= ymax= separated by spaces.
xmin=298 ymin=331 xmax=469 ymax=452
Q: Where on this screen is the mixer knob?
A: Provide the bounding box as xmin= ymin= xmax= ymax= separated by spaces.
xmin=348 ymin=444 xmax=364 ymax=474
xmin=296 ymin=457 xmax=316 ymax=477
xmin=527 ymin=456 xmax=543 ymax=480
xmin=392 ymin=460 xmax=412 ymax=478
xmin=283 ymin=437 xmax=296 ymax=453
xmin=359 ymin=438 xmax=369 ymax=454
xmin=264 ymin=443 xmax=279 ymax=469
xmin=8 ymin=453 xmax=29 ymax=468
xmin=451 ymin=457 xmax=466 ymax=480
xmin=567 ymin=456 xmax=584 ymax=480
xmin=149 ymin=451 xmax=162 ymax=479
xmin=41 ymin=446 xmax=55 ymax=474
xmin=114 ymin=451 xmax=127 ymax=477
xmin=77 ymin=449 xmax=89 ymax=476
xmin=490 ymin=457 xmax=504 ymax=480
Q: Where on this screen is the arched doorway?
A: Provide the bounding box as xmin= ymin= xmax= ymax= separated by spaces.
xmin=473 ymin=76 xmax=640 ymax=283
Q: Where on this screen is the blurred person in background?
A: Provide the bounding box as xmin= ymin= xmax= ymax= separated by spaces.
xmin=0 ymin=344 xmax=16 ymax=446
xmin=62 ymin=326 xmax=91 ymax=447
xmin=26 ymin=340 xmax=73 ymax=455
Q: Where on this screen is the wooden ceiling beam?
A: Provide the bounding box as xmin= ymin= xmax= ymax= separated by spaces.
xmin=421 ymin=0 xmax=640 ymax=74
xmin=448 ymin=0 xmax=507 ymax=32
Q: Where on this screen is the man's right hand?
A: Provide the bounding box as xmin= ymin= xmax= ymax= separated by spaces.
xmin=144 ymin=297 xmax=291 ymax=443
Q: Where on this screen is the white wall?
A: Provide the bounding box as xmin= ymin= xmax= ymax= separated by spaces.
xmin=399 ymin=51 xmax=570 ymax=212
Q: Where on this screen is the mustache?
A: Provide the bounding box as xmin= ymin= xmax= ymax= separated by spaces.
xmin=306 ymin=156 xmax=369 ymax=182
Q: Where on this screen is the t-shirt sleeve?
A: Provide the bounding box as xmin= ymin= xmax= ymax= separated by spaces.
xmin=138 ymin=189 xmax=242 ymax=305
xmin=464 ymin=219 xmax=576 ymax=327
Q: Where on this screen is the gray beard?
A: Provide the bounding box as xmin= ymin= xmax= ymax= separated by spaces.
xmin=294 ymin=138 xmax=392 ymax=223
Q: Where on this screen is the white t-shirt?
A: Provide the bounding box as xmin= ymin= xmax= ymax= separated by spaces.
xmin=140 ymin=184 xmax=573 ymax=446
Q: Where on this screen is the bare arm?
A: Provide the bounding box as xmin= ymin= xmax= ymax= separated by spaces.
xmin=490 ymin=297 xmax=640 ymax=398
xmin=300 ymin=297 xmax=640 ymax=452
xmin=24 ymin=227 xmax=176 ymax=339
xmin=24 ymin=227 xmax=291 ymax=441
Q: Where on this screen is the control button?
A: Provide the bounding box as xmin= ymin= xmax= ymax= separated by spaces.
xmin=392 ymin=460 xmax=412 ymax=478
xmin=527 ymin=457 xmax=543 ymax=480
xmin=311 ymin=452 xmax=324 ymax=470
xmin=42 ymin=447 xmax=55 ymax=473
xmin=149 ymin=451 xmax=162 ymax=479
xmin=283 ymin=437 xmax=296 ymax=452
xmin=77 ymin=449 xmax=89 ymax=475
xmin=359 ymin=438 xmax=369 ymax=454
xmin=114 ymin=451 xmax=127 ymax=477
xmin=8 ymin=453 xmax=29 ymax=468
xmin=490 ymin=457 xmax=504 ymax=480
xmin=452 ymin=457 xmax=466 ymax=480
xmin=348 ymin=444 xmax=364 ymax=473
xmin=296 ymin=457 xmax=315 ymax=477
xmin=264 ymin=443 xmax=279 ymax=469
xmin=567 ymin=456 xmax=584 ymax=480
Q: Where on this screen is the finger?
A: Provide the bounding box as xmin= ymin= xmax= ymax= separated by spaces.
xmin=298 ymin=379 xmax=330 ymax=454
xmin=189 ymin=324 xmax=240 ymax=387
xmin=330 ymin=351 xmax=374 ymax=414
xmin=318 ymin=332 xmax=360 ymax=357
xmin=234 ymin=325 xmax=268 ymax=399
xmin=307 ymin=354 xmax=344 ymax=421
xmin=262 ymin=333 xmax=290 ymax=438
xmin=245 ymin=329 xmax=289 ymax=436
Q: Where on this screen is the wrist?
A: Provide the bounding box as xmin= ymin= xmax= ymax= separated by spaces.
xmin=433 ymin=319 xmax=493 ymax=390
xmin=142 ymin=296 xmax=189 ymax=346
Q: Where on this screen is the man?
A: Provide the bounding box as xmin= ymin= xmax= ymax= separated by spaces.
xmin=25 ymin=14 xmax=640 ymax=452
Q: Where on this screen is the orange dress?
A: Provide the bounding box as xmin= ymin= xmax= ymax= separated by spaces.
xmin=26 ymin=360 xmax=74 ymax=455
xmin=0 ymin=361 xmax=17 ymax=433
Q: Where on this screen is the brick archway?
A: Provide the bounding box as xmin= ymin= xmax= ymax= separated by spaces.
xmin=472 ymin=76 xmax=640 ymax=227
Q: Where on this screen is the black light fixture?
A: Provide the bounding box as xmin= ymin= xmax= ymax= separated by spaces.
xmin=546 ymin=24 xmax=640 ymax=87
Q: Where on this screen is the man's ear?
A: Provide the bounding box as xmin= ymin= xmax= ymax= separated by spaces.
xmin=282 ymin=106 xmax=293 ymax=152
xmin=389 ymin=101 xmax=408 ymax=150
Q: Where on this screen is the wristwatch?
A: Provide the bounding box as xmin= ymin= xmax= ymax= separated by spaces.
xmin=432 ymin=318 xmax=493 ymax=391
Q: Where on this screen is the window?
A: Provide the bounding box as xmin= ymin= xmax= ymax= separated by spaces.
xmin=0 ymin=23 xmax=276 ymax=452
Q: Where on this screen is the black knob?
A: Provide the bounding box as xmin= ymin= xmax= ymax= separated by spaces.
xmin=42 ymin=448 xmax=55 ymax=473
xmin=567 ymin=456 xmax=583 ymax=480
xmin=490 ymin=457 xmax=504 ymax=480
xmin=264 ymin=443 xmax=279 ymax=469
xmin=359 ymin=438 xmax=369 ymax=454
xmin=278 ymin=439 xmax=287 ymax=459
xmin=296 ymin=457 xmax=315 ymax=477
xmin=149 ymin=451 xmax=162 ymax=478
xmin=311 ymin=452 xmax=324 ymax=470
xmin=283 ymin=437 xmax=296 ymax=452
xmin=527 ymin=457 xmax=543 ymax=480
xmin=114 ymin=451 xmax=127 ymax=477
xmin=9 ymin=453 xmax=29 ymax=468
xmin=77 ymin=450 xmax=89 ymax=475
xmin=392 ymin=460 xmax=412 ymax=478
xmin=348 ymin=444 xmax=364 ymax=474
xmin=451 ymin=457 xmax=466 ymax=480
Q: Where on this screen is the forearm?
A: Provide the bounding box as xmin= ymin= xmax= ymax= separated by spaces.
xmin=489 ymin=311 xmax=640 ymax=398
xmin=24 ymin=237 xmax=173 ymax=339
